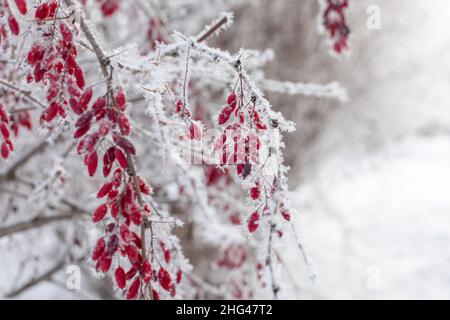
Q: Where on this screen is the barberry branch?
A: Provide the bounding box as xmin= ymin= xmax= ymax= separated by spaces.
xmin=64 ymin=0 xmax=155 ymax=299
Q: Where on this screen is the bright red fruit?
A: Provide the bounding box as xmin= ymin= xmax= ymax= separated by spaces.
xmin=8 ymin=15 xmax=20 ymax=36
xmin=250 ymin=182 xmax=260 ymax=200
xmin=86 ymin=151 xmax=98 ymax=176
xmin=126 ymin=278 xmax=141 ymax=300
xmin=115 ymin=89 xmax=127 ymax=110
xmin=218 ymin=93 xmax=238 ymax=125
xmin=97 ymin=255 xmax=112 ymax=273
xmin=74 ymin=66 xmax=85 ymax=89
xmin=97 ymin=182 xmax=114 ymax=198
xmin=114 ymin=149 xmax=128 ymax=169
xmin=92 ymin=238 xmax=106 ymax=260
xmin=35 ymin=3 xmax=50 ymax=20
xmin=79 ymin=88 xmax=93 ymax=111
xmin=160 ymin=241 xmax=171 ymax=263
xmin=252 ymin=110 xmax=267 ymax=130
xmin=281 ymin=209 xmax=291 ymax=221
xmin=92 ymin=203 xmax=108 ymax=223
xmin=14 ymin=0 xmax=28 ymax=15
xmin=59 ymin=22 xmax=73 ymax=42
xmin=247 ymin=211 xmax=260 ymax=233
xmin=142 ymin=260 xmax=152 ymax=283
xmin=176 ymin=270 xmax=182 ymax=284
xmin=115 ymin=267 xmax=126 ymax=289
xmin=117 ymin=114 xmax=131 ymax=136
xmin=74 ymin=125 xmax=90 ymax=138
xmin=138 ymin=176 xmax=152 ymax=195
xmin=1 ymin=143 xmax=10 ymax=159
xmin=101 ymin=0 xmax=120 ymax=17
xmin=158 ymin=268 xmax=172 ymax=292
xmin=1 ymin=123 xmax=10 ymax=140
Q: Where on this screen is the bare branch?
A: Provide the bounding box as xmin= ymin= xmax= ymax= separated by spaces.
xmin=0 ymin=211 xmax=86 ymax=239
xmin=0 ymin=79 xmax=46 ymax=109
xmin=197 ymin=15 xmax=229 ymax=43
xmin=0 ymin=140 xmax=48 ymax=183
xmin=5 ymin=260 xmax=65 ymax=298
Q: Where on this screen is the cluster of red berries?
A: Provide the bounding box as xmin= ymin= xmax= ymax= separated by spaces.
xmin=24 ymin=2 xmax=87 ymax=125
xmin=0 ymin=105 xmax=13 ymax=159
xmin=74 ymin=85 xmax=183 ymax=299
xmin=1 ymin=0 xmax=26 ymax=39
xmin=215 ymin=92 xmax=264 ymax=176
xmin=322 ymin=0 xmax=350 ymax=54
xmin=0 ymin=101 xmax=32 ymax=159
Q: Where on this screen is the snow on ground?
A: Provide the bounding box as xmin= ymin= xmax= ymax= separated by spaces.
xmin=291 ymin=135 xmax=450 ymax=299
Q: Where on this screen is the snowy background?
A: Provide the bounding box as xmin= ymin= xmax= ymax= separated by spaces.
xmin=216 ymin=0 xmax=450 ymax=299
xmin=277 ymin=0 xmax=450 ymax=299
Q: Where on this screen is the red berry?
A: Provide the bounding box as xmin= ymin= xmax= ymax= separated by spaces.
xmin=92 ymin=203 xmax=108 ymax=223
xmin=1 ymin=143 xmax=10 ymax=159
xmin=115 ymin=89 xmax=127 ymax=111
xmin=115 ymin=267 xmax=126 ymax=289
xmin=59 ymin=22 xmax=73 ymax=42
xmin=250 ymin=181 xmax=260 ymax=200
xmin=74 ymin=66 xmax=85 ymax=89
xmin=160 ymin=241 xmax=170 ymax=263
xmin=97 ymin=182 xmax=114 ymax=199
xmin=86 ymin=151 xmax=98 ymax=176
xmin=158 ymin=268 xmax=172 ymax=292
xmin=14 ymin=0 xmax=28 ymax=15
xmin=0 ymin=107 xmax=8 ymax=123
xmin=79 ymin=88 xmax=93 ymax=111
xmin=281 ymin=209 xmax=291 ymax=221
xmin=35 ymin=3 xmax=50 ymax=21
xmin=74 ymin=124 xmax=90 ymax=138
xmin=126 ymin=278 xmax=141 ymax=300
xmin=48 ymin=1 xmax=59 ymax=17
xmin=117 ymin=114 xmax=131 ymax=136
xmin=8 ymin=15 xmax=20 ymax=36
xmin=114 ymin=149 xmax=128 ymax=169
xmin=252 ymin=110 xmax=267 ymax=130
xmin=92 ymin=238 xmax=106 ymax=261
xmin=142 ymin=260 xmax=152 ymax=284
xmin=138 ymin=176 xmax=152 ymax=195
xmin=97 ymin=255 xmax=112 ymax=273
xmin=0 ymin=123 xmax=10 ymax=140
xmin=247 ymin=211 xmax=260 ymax=233
xmin=101 ymin=0 xmax=120 ymax=17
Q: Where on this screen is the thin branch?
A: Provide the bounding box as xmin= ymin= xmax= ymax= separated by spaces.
xmin=5 ymin=260 xmax=66 ymax=298
xmin=266 ymin=222 xmax=279 ymax=299
xmin=0 ymin=211 xmax=85 ymax=239
xmin=0 ymin=79 xmax=46 ymax=109
xmin=181 ymin=47 xmax=190 ymax=117
xmin=0 ymin=140 xmax=48 ymax=183
xmin=197 ymin=16 xmax=229 ymax=43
